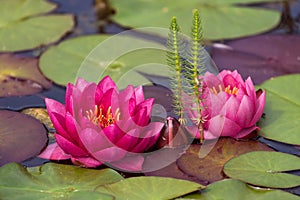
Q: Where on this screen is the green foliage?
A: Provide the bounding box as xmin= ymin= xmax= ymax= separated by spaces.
xmin=96 ymin=176 xmax=204 ymax=200
xmin=258 ymin=74 xmax=300 ymax=145
xmin=39 ymin=34 xmax=168 ymax=87
xmin=110 ymin=0 xmax=281 ymax=40
xmin=166 ymin=10 xmax=206 ymax=140
xmin=166 ymin=17 xmax=186 ymax=124
xmin=0 ymin=163 xmax=123 ymax=200
xmin=224 ymin=151 xmax=300 ymax=188
xmin=185 ymin=10 xmax=207 ymax=141
xmin=0 ymin=0 xmax=74 ymax=52
xmin=0 ymin=163 xmax=204 ymax=200
xmin=181 ymin=179 xmax=300 ymax=200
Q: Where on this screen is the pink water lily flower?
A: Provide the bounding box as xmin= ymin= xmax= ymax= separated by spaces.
xmin=188 ymin=70 xmax=266 ymax=139
xmin=39 ymin=76 xmax=164 ymax=170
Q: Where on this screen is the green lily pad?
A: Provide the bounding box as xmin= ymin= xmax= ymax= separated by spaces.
xmin=258 ymin=74 xmax=300 ymax=145
xmin=0 ymin=110 xmax=48 ymax=166
xmin=224 ymin=151 xmax=300 ymax=188
xmin=0 ymin=0 xmax=74 ymax=52
xmin=181 ymin=179 xmax=300 ymax=200
xmin=0 ymin=54 xmax=51 ymax=97
xmin=96 ymin=176 xmax=204 ymax=200
xmin=110 ymin=0 xmax=281 ymax=40
xmin=39 ymin=34 xmax=169 ymax=87
xmin=0 ymin=162 xmax=124 ymax=199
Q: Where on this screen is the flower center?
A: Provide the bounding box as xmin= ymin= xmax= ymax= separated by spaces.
xmin=210 ymin=84 xmax=239 ymax=95
xmin=86 ymin=105 xmax=120 ymax=128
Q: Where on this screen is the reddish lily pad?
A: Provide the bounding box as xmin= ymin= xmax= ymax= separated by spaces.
xmin=211 ymin=35 xmax=300 ymax=84
xmin=0 ymin=54 xmax=51 ymax=97
xmin=147 ymin=138 xmax=273 ymax=185
xmin=21 ymin=108 xmax=54 ymax=132
xmin=0 ymin=110 xmax=48 ymax=166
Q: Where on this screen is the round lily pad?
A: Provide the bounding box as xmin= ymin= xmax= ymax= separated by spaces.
xmin=0 ymin=54 xmax=51 ymax=97
xmin=0 ymin=110 xmax=48 ymax=166
xmin=96 ymin=176 xmax=204 ymax=200
xmin=0 ymin=162 xmax=123 ymax=199
xmin=39 ymin=34 xmax=169 ymax=87
xmin=224 ymin=151 xmax=300 ymax=188
xmin=0 ymin=0 xmax=74 ymax=52
xmin=211 ymin=35 xmax=300 ymax=84
xmin=258 ymin=74 xmax=300 ymax=145
xmin=183 ymin=179 xmax=300 ymax=200
xmin=110 ymin=0 xmax=281 ymax=40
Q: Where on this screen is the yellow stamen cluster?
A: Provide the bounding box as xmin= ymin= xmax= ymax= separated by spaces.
xmin=210 ymin=84 xmax=239 ymax=95
xmin=86 ymin=105 xmax=120 ymax=128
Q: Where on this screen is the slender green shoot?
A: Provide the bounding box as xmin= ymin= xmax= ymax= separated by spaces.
xmin=166 ymin=17 xmax=186 ymax=125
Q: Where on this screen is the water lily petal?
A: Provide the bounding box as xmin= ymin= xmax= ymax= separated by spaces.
xmin=134 ymin=86 xmax=145 ymax=104
xmin=236 ymin=95 xmax=255 ymax=127
xmin=223 ymin=74 xmax=240 ymax=88
xmin=79 ymin=128 xmax=114 ymax=153
xmin=135 ymin=98 xmax=154 ymax=118
xmin=109 ymin=154 xmax=144 ymax=172
xmin=38 ymin=142 xmax=71 ymax=160
xmin=209 ymin=92 xmax=229 ymax=117
xmin=92 ymin=147 xmax=127 ymax=163
xmin=131 ymin=122 xmax=163 ymax=152
xmin=203 ymin=72 xmax=223 ymax=89
xmin=186 ymin=125 xmax=201 ymax=139
xmin=97 ymin=88 xmax=114 ymax=113
xmin=55 ymin=134 xmax=88 ymax=157
xmin=71 ymin=157 xmax=102 ymax=168
xmin=45 ymin=98 xmax=66 ymax=116
xmin=234 ymin=126 xmax=259 ymax=139
xmin=115 ymin=129 xmax=140 ymax=151
xmin=250 ymin=89 xmax=266 ymax=125
xmin=65 ymin=112 xmax=82 ymax=145
xmin=65 ymin=83 xmax=74 ymax=115
xmin=245 ymin=77 xmax=255 ymax=96
xmin=220 ymin=95 xmax=239 ymax=121
xmin=96 ymin=76 xmax=117 ymax=100
xmin=75 ymin=77 xmax=91 ymax=91
xmin=205 ymin=114 xmax=226 ymax=139
xmin=79 ymin=83 xmax=97 ymax=113
xmin=102 ymin=125 xmax=125 ymax=144
xmin=220 ymin=117 xmax=242 ymax=137
xmin=132 ymin=107 xmax=148 ymax=127
xmin=49 ymin=112 xmax=70 ymax=141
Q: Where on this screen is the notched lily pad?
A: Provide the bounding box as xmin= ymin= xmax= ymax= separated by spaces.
xmin=0 ymin=110 xmax=48 ymax=166
xmin=0 ymin=0 xmax=74 ymax=52
xmin=0 ymin=162 xmax=123 ymax=199
xmin=224 ymin=151 xmax=300 ymax=188
xmin=212 ymin=35 xmax=300 ymax=84
xmin=148 ymin=138 xmax=273 ymax=185
xmin=96 ymin=176 xmax=204 ymax=200
xmin=0 ymin=54 xmax=51 ymax=97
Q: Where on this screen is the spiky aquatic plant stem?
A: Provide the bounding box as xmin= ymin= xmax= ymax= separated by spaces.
xmin=187 ymin=9 xmax=206 ymax=143
xmin=166 ymin=10 xmax=207 ymax=143
xmin=166 ymin=17 xmax=186 ymax=125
